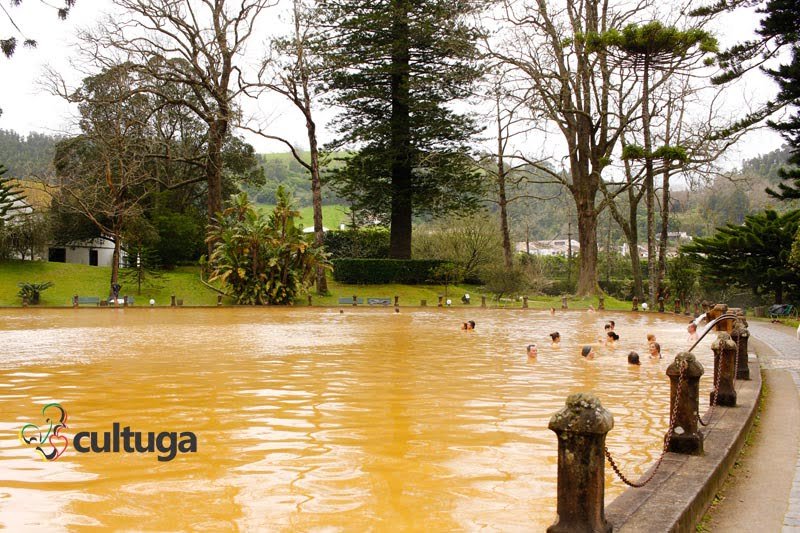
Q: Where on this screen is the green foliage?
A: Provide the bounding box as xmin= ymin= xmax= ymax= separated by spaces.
xmin=0 ymin=131 xmax=60 ymax=178
xmin=586 ymin=22 xmax=718 ymax=61
xmin=683 ymin=209 xmax=800 ymax=302
xmin=666 ymin=252 xmax=698 ymax=300
xmin=480 ymin=263 xmax=527 ymax=301
xmin=150 ymin=210 xmax=205 ymax=267
xmin=1 ymin=1 xmax=75 ymax=58
xmin=621 ymin=144 xmax=646 ymax=160
xmin=17 ymin=281 xmax=54 ymax=304
xmin=317 ymin=0 xmax=486 ymax=249
xmin=323 ymin=228 xmax=390 ymax=259
xmin=331 ymin=259 xmax=446 ymax=284
xmin=0 ymin=164 xmax=25 ymax=220
xmin=412 ymin=213 xmax=503 ymax=281
xmin=122 ymin=246 xmax=164 ymax=295
xmin=430 ymin=262 xmax=466 ymax=298
xmin=206 ymin=189 xmax=331 ymax=305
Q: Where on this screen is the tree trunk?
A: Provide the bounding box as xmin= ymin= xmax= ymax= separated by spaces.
xmin=111 ymin=231 xmax=120 ymax=289
xmin=575 ymin=190 xmax=599 ymax=295
xmin=388 ymin=0 xmax=412 ymax=259
xmin=642 ymin=57 xmax=657 ymax=308
xmin=495 ymin=92 xmax=513 ymax=269
xmin=206 ymin=117 xmax=228 ymax=256
xmin=658 ymin=165 xmax=671 ymax=294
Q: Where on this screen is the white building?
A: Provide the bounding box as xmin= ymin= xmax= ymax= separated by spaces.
xmin=516 ymin=239 xmax=581 ymax=257
xmin=47 ymin=237 xmax=124 ymax=268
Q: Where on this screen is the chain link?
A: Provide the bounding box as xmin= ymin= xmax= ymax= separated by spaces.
xmin=605 ymin=360 xmax=686 ymax=488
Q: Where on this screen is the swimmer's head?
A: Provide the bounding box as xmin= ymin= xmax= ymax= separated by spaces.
xmin=581 ymin=345 xmax=594 ymax=358
xmin=550 ymin=332 xmax=560 ymax=342
xmin=688 ymin=323 xmax=697 ymax=333
xmin=627 ymin=351 xmax=641 ymax=365
xmin=604 ymin=323 xmax=612 ymax=331
xmin=468 ymin=320 xmax=475 ymax=330
xmin=527 ymin=344 xmax=538 ymax=356
xmin=607 ymin=331 xmax=619 ymax=341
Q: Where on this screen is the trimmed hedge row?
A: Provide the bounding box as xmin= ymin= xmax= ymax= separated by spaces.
xmin=332 ymin=259 xmax=447 ymax=284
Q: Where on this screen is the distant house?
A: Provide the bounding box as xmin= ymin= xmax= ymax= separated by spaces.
xmin=515 ymin=239 xmax=580 ymax=257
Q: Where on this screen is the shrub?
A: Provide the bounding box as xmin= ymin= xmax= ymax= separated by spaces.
xmin=323 ymin=228 xmax=390 ymax=259
xmin=332 ymin=259 xmax=446 ymax=284
xmin=17 ymin=281 xmax=54 ymax=305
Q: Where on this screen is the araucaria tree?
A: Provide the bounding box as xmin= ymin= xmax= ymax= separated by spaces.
xmin=317 ymin=0 xmax=485 ymax=258
xmin=206 ymin=189 xmax=331 ymax=305
xmin=683 ymin=210 xmax=800 ymax=304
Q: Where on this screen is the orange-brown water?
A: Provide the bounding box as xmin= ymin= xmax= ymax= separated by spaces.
xmin=0 ymin=308 xmax=715 ymax=531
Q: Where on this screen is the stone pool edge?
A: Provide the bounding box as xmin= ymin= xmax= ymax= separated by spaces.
xmin=605 ymin=357 xmax=761 ymax=533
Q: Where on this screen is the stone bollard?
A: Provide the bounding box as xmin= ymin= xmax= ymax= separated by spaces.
xmin=598 ymin=295 xmax=605 ymax=310
xmin=674 ymin=298 xmax=681 ymax=314
xmin=123 ymin=296 xmax=129 ymax=307
xmin=684 ymin=299 xmax=691 ymax=315
xmin=421 ymin=299 xmax=427 ymax=307
xmin=711 ymin=333 xmax=737 ymax=407
xmin=732 ymin=317 xmax=750 ymax=380
xmin=561 ymin=296 xmax=568 ymax=310
xmin=217 ymin=294 xmax=223 ymax=306
xmin=481 ymin=296 xmax=486 ymax=308
xmin=547 ymin=393 xmax=613 ymax=533
xmin=438 ymin=296 xmax=443 ymax=307
xmin=658 ymin=296 xmax=665 ymax=313
xmin=352 ymin=295 xmax=358 ymax=307
xmin=708 ymin=303 xmax=732 ymax=332
xmin=394 ymin=295 xmax=399 ymax=307
xmin=308 ymin=295 xmax=313 ymax=306
xmin=693 ymin=300 xmax=700 ymax=316
xmin=22 ymin=297 xmax=29 ymax=307
xmin=72 ymin=295 xmax=79 ymax=308
xmin=523 ymin=296 xmax=528 ymax=309
xmin=666 ymin=352 xmax=705 ymax=455
xmin=701 ymin=300 xmax=711 ymax=314
xmin=632 ymin=296 xmax=639 ymax=311
xmin=171 ymin=295 xmax=176 ymax=307
xmin=177 ymin=298 xmax=184 ymax=307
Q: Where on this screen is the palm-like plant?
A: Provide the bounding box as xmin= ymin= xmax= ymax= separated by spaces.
xmin=207 ymin=188 xmax=331 ymax=305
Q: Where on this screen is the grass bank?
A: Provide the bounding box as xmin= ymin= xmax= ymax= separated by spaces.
xmin=0 ymin=260 xmax=633 ymax=310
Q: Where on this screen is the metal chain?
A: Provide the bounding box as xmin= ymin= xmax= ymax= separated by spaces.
xmin=605 ymin=361 xmax=686 ymax=488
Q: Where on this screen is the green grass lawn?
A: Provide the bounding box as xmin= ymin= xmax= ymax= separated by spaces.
xmin=0 ymin=259 xmax=634 ymax=310
xmin=255 ymin=203 xmax=352 ymax=231
xmin=0 ymin=260 xmax=221 ymax=306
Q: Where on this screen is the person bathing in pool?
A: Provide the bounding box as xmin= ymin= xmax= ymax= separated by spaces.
xmin=550 ymin=332 xmax=560 ymax=347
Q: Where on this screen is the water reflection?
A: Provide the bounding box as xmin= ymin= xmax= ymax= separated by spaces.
xmin=0 ymin=308 xmax=714 ymax=531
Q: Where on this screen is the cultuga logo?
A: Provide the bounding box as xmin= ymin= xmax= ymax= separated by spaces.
xmin=20 ymin=404 xmax=198 ymax=462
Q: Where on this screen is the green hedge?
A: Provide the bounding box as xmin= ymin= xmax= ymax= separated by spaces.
xmin=323 ymin=228 xmax=390 ymax=259
xmin=332 ymin=259 xmax=446 ymax=284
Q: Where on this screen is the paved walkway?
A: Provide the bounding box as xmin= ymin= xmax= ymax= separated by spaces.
xmin=749 ymin=322 xmax=800 ymax=531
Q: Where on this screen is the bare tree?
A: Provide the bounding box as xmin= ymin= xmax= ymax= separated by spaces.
xmin=489 ymin=0 xmax=653 ymax=295
xmin=77 ymin=0 xmax=275 ymax=254
xmin=245 ymin=0 xmax=328 ymax=293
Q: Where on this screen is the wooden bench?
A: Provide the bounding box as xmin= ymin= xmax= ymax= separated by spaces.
xmin=73 ymin=296 xmax=100 ymax=307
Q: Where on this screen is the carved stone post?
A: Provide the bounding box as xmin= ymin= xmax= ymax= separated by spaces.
xmin=547 ymin=393 xmax=613 ymax=533
xmin=352 ymin=295 xmax=358 ymax=307
xmin=632 ymin=296 xmax=639 ymax=312
xmin=693 ymin=300 xmax=700 ymax=316
xmin=394 ymin=295 xmax=399 ymax=307
xmin=523 ymin=296 xmax=529 ymax=309
xmin=481 ymin=296 xmax=486 ymax=308
xmin=123 ymin=296 xmax=129 ymax=307
xmin=72 ymin=295 xmax=79 ymax=308
xmin=666 ymin=352 xmax=704 ymax=455
xmin=674 ymin=299 xmax=681 ymax=314
xmin=683 ymin=299 xmax=691 ymax=315
xmin=598 ymin=295 xmax=605 ymax=310
xmin=217 ymin=294 xmax=223 ymax=306
xmin=420 ymin=299 xmax=427 ymax=307
xmin=170 ymin=295 xmax=176 ymax=307
xmin=732 ymin=318 xmax=750 ymax=380
xmin=438 ymin=296 xmax=443 ymax=307
xmin=308 ymin=295 xmax=313 ymax=306
xmin=711 ymin=333 xmax=737 ymax=407
xmin=561 ymin=296 xmax=568 ymax=310
xmin=658 ymin=296 xmax=665 ymax=313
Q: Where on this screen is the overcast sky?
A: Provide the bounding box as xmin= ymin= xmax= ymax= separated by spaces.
xmin=0 ymin=0 xmax=787 ymax=169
